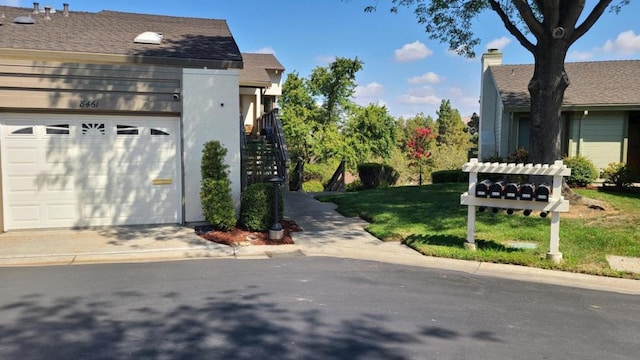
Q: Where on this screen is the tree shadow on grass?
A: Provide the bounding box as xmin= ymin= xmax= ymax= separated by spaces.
xmin=403 ymin=234 xmax=526 ymax=253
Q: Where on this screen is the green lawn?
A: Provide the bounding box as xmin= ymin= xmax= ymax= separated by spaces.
xmin=315 ymin=184 xmax=640 ymax=279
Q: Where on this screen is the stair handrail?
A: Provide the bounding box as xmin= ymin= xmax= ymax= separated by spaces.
xmin=257 ymin=109 xmax=290 ymax=189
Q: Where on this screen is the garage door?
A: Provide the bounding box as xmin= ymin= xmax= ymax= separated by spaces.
xmin=1 ymin=114 xmax=181 ymax=230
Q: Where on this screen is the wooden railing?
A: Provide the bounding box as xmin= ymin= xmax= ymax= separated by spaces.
xmin=250 ymin=109 xmax=290 ymax=189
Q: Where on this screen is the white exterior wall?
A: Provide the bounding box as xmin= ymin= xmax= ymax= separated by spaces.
xmin=182 ymin=68 xmax=240 ymax=223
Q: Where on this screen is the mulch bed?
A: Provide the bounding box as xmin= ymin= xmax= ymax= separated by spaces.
xmin=196 ymin=220 xmax=301 ymax=247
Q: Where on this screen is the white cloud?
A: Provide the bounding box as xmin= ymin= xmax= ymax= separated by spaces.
xmin=397 ymin=87 xmax=441 ymax=105
xmin=486 ymin=36 xmax=511 ymax=51
xmin=408 ymin=72 xmax=444 ymax=85
xmin=567 ymin=50 xmax=595 ymax=61
xmin=394 ymin=41 xmax=433 ymax=63
xmin=602 ymin=30 xmax=640 ymax=55
xmin=252 ymin=47 xmax=275 ymax=54
xmin=0 ymin=0 xmax=21 ymax=6
xmin=354 ymin=82 xmax=384 ymax=98
xmin=354 ymin=82 xmax=386 ymax=106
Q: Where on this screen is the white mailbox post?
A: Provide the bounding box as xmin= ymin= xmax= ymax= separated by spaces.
xmin=460 ymin=158 xmax=571 ymax=263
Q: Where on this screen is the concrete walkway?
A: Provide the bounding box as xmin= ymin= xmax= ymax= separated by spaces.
xmin=0 ymin=191 xmax=638 ymax=295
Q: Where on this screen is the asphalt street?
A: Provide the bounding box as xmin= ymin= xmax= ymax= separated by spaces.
xmin=1 ymin=257 xmax=638 ymax=360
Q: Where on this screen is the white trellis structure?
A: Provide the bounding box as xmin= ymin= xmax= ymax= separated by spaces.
xmin=460 ymin=158 xmax=571 ymax=263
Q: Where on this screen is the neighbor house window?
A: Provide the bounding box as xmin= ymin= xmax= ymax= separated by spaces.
xmin=517 ymin=116 xmax=531 ymax=150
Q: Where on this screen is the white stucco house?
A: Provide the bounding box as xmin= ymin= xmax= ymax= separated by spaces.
xmin=479 ymin=49 xmax=640 ymax=174
xmin=0 ymin=4 xmax=283 ymax=231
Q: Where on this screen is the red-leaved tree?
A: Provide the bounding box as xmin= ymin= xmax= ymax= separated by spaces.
xmin=407 ymin=127 xmax=435 ymax=186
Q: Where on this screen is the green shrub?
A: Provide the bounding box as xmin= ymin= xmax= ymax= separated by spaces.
xmin=201 ymin=141 xmax=229 ymax=181
xmin=563 ymin=155 xmax=598 ymax=187
xmin=345 ymin=179 xmax=362 ymax=192
xmin=200 ymin=140 xmax=236 ymax=230
xmin=601 ymin=162 xmax=637 ymax=188
xmin=431 ymin=169 xmax=467 ymax=183
xmin=482 ymin=155 xmax=504 ymax=163
xmin=238 ymin=183 xmax=283 ymax=231
xmin=357 ymin=163 xmax=400 ymax=190
xmin=200 ymin=179 xmax=236 ymax=231
xmin=302 ymin=180 xmax=324 ymax=192
xmin=505 ymin=148 xmax=529 ymax=163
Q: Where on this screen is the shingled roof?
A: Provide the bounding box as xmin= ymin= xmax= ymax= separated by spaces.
xmin=490 ymin=60 xmax=640 ymax=109
xmin=240 ymin=53 xmax=285 ymax=87
xmin=0 ymin=5 xmax=242 ymax=68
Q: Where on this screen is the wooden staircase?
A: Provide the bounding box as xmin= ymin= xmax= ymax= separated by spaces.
xmin=241 ymin=109 xmax=290 ymax=189
xmin=244 ymin=137 xmax=278 ymax=186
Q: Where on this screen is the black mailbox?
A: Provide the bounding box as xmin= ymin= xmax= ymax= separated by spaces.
xmin=489 ymin=180 xmax=507 ymax=199
xmin=504 ymin=183 xmax=520 ymax=200
xmin=519 ymin=184 xmax=535 ymax=201
xmin=475 ymin=179 xmax=492 ymax=198
xmin=535 ymin=184 xmax=551 ymax=201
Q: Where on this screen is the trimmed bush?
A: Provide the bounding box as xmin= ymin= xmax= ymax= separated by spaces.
xmin=431 ymin=169 xmax=467 ymax=184
xmin=200 ymin=140 xmax=236 ymax=230
xmin=238 ymin=182 xmax=283 ymax=231
xmin=601 ymin=162 xmax=637 ymax=188
xmin=505 ymin=148 xmax=529 ymax=163
xmin=357 ymin=163 xmax=400 ymax=190
xmin=201 ymin=141 xmax=230 ymax=181
xmin=200 ymin=179 xmax=236 ymax=231
xmin=563 ymin=155 xmax=598 ymax=187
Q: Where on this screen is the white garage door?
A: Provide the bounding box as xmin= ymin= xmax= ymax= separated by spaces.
xmin=1 ymin=114 xmax=182 ymax=230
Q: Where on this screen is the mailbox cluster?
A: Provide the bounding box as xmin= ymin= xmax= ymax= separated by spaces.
xmin=474 ymin=179 xmax=552 ymax=217
xmin=475 ymin=180 xmax=551 ymax=201
xmin=460 ymin=159 xmax=571 ymax=262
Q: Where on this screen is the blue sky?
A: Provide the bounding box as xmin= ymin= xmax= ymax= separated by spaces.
xmin=2 ymin=1 xmax=639 ymax=119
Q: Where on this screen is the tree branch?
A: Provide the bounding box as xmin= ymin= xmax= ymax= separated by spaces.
xmin=572 ymin=0 xmax=613 ymax=44
xmin=489 ymin=0 xmax=536 ymax=53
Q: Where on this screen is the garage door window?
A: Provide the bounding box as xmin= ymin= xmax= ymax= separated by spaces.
xmin=151 ymin=128 xmax=170 ymax=136
xmin=9 ymin=126 xmax=34 ymax=135
xmin=46 ymin=124 xmax=70 ymax=135
xmin=82 ymin=123 xmax=105 ymax=136
xmin=116 ymin=125 xmax=139 ymax=135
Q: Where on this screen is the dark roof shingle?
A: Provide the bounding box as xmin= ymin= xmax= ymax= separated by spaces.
xmin=0 ymin=5 xmax=242 ymax=67
xmin=490 ymin=60 xmax=640 ymax=108
xmin=239 ymin=53 xmax=284 ymax=86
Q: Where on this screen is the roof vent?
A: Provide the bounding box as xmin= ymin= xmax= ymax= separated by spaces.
xmin=14 ymin=16 xmax=36 ymax=25
xmin=134 ymin=32 xmax=163 ymax=45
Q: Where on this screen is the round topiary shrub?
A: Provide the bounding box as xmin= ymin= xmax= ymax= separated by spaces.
xmin=563 ymin=155 xmax=598 ymax=187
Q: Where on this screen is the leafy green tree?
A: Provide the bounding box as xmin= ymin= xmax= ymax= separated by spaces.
xmin=436 ymin=99 xmax=468 ymax=151
xmin=466 ymin=112 xmax=479 ymax=147
xmin=432 ymin=100 xmax=469 ymax=171
xmin=309 ymin=57 xmax=363 ymax=127
xmin=280 ymin=72 xmax=317 ymax=163
xmin=364 ymin=0 xmax=630 ymax=165
xmin=344 ymin=104 xmax=397 ymax=167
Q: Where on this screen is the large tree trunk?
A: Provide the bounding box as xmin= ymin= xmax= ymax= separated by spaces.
xmin=527 ymin=43 xmax=569 ymax=166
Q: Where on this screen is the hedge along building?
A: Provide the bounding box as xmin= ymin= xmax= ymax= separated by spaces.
xmin=479 ymin=49 xmax=640 ymax=175
xmin=0 ymin=4 xmax=244 ymax=231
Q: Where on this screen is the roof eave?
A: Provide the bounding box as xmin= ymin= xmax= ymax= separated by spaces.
xmin=0 ymin=48 xmax=243 ymax=69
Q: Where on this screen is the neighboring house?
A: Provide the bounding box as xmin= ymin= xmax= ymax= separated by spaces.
xmin=0 ymin=4 xmax=250 ymax=231
xmin=239 ymin=53 xmax=284 ymax=134
xmin=479 ymin=49 xmax=640 ymax=175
